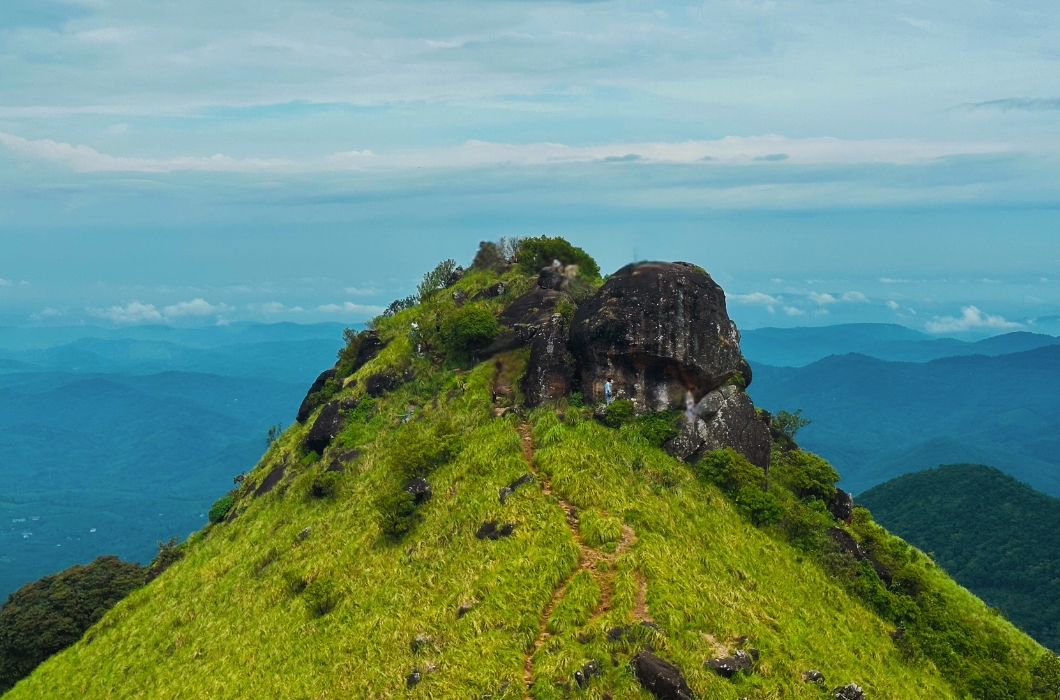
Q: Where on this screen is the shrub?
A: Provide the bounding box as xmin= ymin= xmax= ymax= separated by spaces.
xmin=568 ymin=391 xmax=584 ymax=408
xmin=515 ymin=236 xmax=601 ymax=280
xmin=694 ymin=448 xmax=765 ymax=494
xmin=378 ymin=490 xmax=421 ymax=541
xmin=144 ymin=537 xmax=184 ymax=584
xmin=208 ymin=494 xmax=235 ymax=524
xmin=636 ymin=411 xmax=680 ymax=447
xmin=773 ymin=408 xmax=810 ymax=439
xmin=439 ymin=303 xmax=499 ymax=365
xmin=1033 ymin=653 xmax=1060 ymax=699
xmin=309 ymin=471 xmax=340 ymax=499
xmin=302 ymin=578 xmax=341 ymax=617
xmin=388 ymin=417 xmax=459 ymax=481
xmin=417 ymin=259 xmax=460 ymax=301
xmin=381 ymin=295 xmax=418 ymax=319
xmin=772 ymin=449 xmax=839 ymax=503
xmin=603 ymin=399 xmax=635 ymax=428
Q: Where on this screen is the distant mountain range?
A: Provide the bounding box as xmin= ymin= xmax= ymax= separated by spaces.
xmin=859 ymin=464 xmax=1060 ymax=652
xmin=747 ymin=345 xmax=1060 ymax=496
xmin=741 ymin=323 xmax=1060 ymax=367
xmin=0 ymin=324 xmax=345 ymax=598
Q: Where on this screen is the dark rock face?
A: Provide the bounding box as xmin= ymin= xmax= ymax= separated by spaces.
xmin=305 ymin=401 xmax=346 ymax=455
xmin=473 ymin=280 xmax=508 ymax=301
xmin=523 ymin=313 xmax=572 ymax=407
xmin=538 ymin=266 xmax=568 ymax=291
xmin=828 ymin=527 xmax=892 ymax=585
xmin=830 ymin=489 xmax=854 ymax=523
xmin=569 ymin=262 xmax=745 ymax=412
xmin=350 ymin=330 xmax=387 ymax=373
xmin=498 ymin=288 xmax=564 ymax=334
xmin=404 ymin=478 xmax=432 ymax=505
xmin=406 ymin=670 xmax=421 ymax=688
xmin=296 ymin=368 xmax=337 ymax=423
xmin=706 ymin=649 xmax=758 ymax=678
xmin=631 ymin=651 xmax=694 ymax=700
xmin=663 ymin=385 xmax=771 ymax=468
xmin=475 ymin=521 xmax=515 ymax=540
xmin=365 ymin=370 xmax=399 ymax=397
xmin=253 ymin=464 xmax=286 ymax=497
xmin=833 ymin=683 xmax=865 ymax=700
xmin=327 ymin=448 xmax=361 ymax=473
xmin=805 ymin=670 xmax=825 ymax=683
xmin=575 ymin=659 xmax=602 ymax=687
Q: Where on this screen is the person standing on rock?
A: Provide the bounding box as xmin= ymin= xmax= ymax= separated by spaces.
xmin=685 ymin=390 xmax=697 ymax=423
xmin=604 ymin=377 xmax=613 ymax=405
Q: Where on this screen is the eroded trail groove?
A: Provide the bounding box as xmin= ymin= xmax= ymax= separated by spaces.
xmin=517 ymin=422 xmax=645 ymax=698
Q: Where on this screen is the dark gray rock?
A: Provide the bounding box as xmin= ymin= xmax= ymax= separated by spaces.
xmin=411 ymin=633 xmax=431 ymax=653
xmin=569 ymin=262 xmax=745 ymax=412
xmin=575 ymin=659 xmax=602 ymax=687
xmin=805 ymin=670 xmax=825 ymax=683
xmin=473 ymin=280 xmax=508 ymax=301
xmin=499 ymin=473 xmax=534 ymax=503
xmin=327 ymin=448 xmax=361 ymax=473
xmin=607 ymin=626 xmax=626 ymax=641
xmin=365 ymin=370 xmax=399 ymax=397
xmin=457 ymin=601 xmax=475 ymax=617
xmin=304 ymin=400 xmax=346 ymax=455
xmin=630 ymin=651 xmax=694 ymax=700
xmin=498 ymin=287 xmax=564 ymax=334
xmin=348 ymin=330 xmax=387 ymax=374
xmin=406 ymin=669 xmax=422 ymax=688
xmin=833 ymin=683 xmax=864 ymax=700
xmin=538 ymin=266 xmax=568 ymax=291
xmin=296 ymin=368 xmax=337 ymax=423
xmin=828 ymin=527 xmax=892 ymax=585
xmin=523 ymin=313 xmax=572 ymax=407
xmin=404 ymin=478 xmax=432 ymax=505
xmin=663 ymin=385 xmax=771 ymax=468
xmin=475 ymin=521 xmax=515 ymax=540
xmin=253 ymin=464 xmax=286 ymax=497
xmin=830 ymin=488 xmax=854 ymax=523
xmin=706 ymin=649 xmax=757 ymax=678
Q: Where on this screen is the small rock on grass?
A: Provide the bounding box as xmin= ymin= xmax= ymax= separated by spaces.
xmin=833 ymin=684 xmax=865 ymax=700
xmin=631 ymin=651 xmax=693 ymax=700
xmin=406 ymin=669 xmax=421 ymax=688
xmin=804 ymin=669 xmax=825 ymax=683
xmin=706 ymin=649 xmax=758 ymax=678
xmin=574 ymin=659 xmax=601 ymax=687
xmin=475 ymin=521 xmax=515 ymax=540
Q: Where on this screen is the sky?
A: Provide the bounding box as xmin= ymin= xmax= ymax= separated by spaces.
xmin=0 ymin=0 xmax=1059 ymax=334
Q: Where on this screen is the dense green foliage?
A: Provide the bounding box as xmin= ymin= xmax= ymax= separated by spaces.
xmin=207 ymin=494 xmax=234 ymax=524
xmin=859 ymin=463 xmax=1060 ymax=652
xmin=515 ymin=236 xmax=601 ymax=280
xmin=5 ymin=245 xmax=1049 ymax=699
xmin=439 ymin=303 xmax=500 ymax=365
xmin=773 ymin=408 xmax=811 ymax=439
xmin=0 ymin=556 xmax=143 ymax=693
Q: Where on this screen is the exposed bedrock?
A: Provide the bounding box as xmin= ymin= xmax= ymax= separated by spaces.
xmin=523 ymin=313 xmax=573 ymax=407
xmin=569 ymin=261 xmax=746 ymax=412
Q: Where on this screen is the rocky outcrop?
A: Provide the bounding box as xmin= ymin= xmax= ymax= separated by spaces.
xmin=305 ymin=401 xmax=346 ymax=455
xmin=348 ymin=330 xmax=386 ymax=373
xmin=663 ymin=385 xmax=771 ymax=468
xmin=523 ymin=313 xmax=572 ymax=407
xmin=828 ymin=527 xmax=892 ymax=585
xmin=631 ymin=651 xmax=694 ymax=700
xmin=569 ymin=262 xmax=745 ymax=412
xmin=706 ymin=649 xmax=758 ymax=678
xmin=833 ymin=683 xmax=865 ymax=700
xmin=404 ymin=478 xmax=432 ymax=505
xmin=475 ymin=521 xmax=515 ymax=540
xmin=253 ymin=464 xmax=286 ymax=497
xmin=296 ymin=368 xmax=337 ymax=423
xmin=830 ymin=489 xmax=854 ymax=523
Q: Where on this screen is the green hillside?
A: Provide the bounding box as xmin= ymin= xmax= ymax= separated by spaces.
xmin=859 ymin=464 xmax=1060 ymax=653
xmin=5 ymin=243 xmax=1056 ymax=699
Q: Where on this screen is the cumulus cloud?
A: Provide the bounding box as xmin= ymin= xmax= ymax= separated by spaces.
xmin=343 ymin=286 xmax=380 ymax=296
xmin=808 ymin=292 xmax=837 ymax=305
xmin=316 ymin=302 xmax=386 ymax=315
xmin=31 ymin=307 xmax=65 ymax=320
xmin=840 ymin=291 xmax=868 ymax=302
xmin=886 ymin=300 xmax=900 ymax=310
xmin=89 ymin=301 xmax=163 ymax=323
xmin=732 ymin=292 xmax=780 ymax=305
xmin=0 ymin=131 xmax=1010 ymax=174
xmin=255 ymin=301 xmax=304 ymax=314
xmin=925 ymin=306 xmax=1022 ymax=333
xmin=162 ymin=298 xmax=231 ymax=317
xmin=784 ymin=306 xmax=806 ymax=316
xmin=0 ymin=278 xmax=11 ymax=286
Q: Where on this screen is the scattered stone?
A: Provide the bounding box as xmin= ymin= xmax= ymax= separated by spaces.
xmin=830 ymin=488 xmax=854 ymax=523
xmin=523 ymin=313 xmax=572 ymax=407
xmin=253 ymin=464 xmax=286 ymax=497
xmin=473 ymin=280 xmax=508 ymax=300
xmin=890 ymin=627 xmax=905 ymax=641
xmin=296 ymin=527 xmax=311 ymax=541
xmin=492 ymin=406 xmax=509 ymax=418
xmin=574 ymin=659 xmax=601 ymax=688
xmin=833 ymin=683 xmax=865 ymax=700
xmin=452 ymin=288 xmax=468 ymax=306
xmin=630 ymin=651 xmax=694 ymax=700
xmin=706 ymin=649 xmax=758 ymax=678
xmin=499 ymin=474 xmax=534 ymax=504
xmin=639 ymin=621 xmax=664 ymax=634
xmin=404 ymin=478 xmax=432 ymax=505
xmin=296 ymin=368 xmax=337 ymax=423
xmin=497 ymin=287 xmax=564 ymax=336
xmin=365 ymin=370 xmax=400 ymax=397
xmin=569 ymin=261 xmax=746 ymax=412
xmin=827 ymin=527 xmax=892 ymax=585
xmin=475 ymin=521 xmax=516 ymax=540
xmin=304 ymin=400 xmax=346 ymax=454
xmin=411 ymin=633 xmax=431 ymax=653
xmin=804 ymin=670 xmax=825 ymax=683
xmin=607 ymin=626 xmax=627 ymax=642
xmin=406 ymin=669 xmax=422 ymax=688
xmin=457 ymin=601 xmax=475 ymax=617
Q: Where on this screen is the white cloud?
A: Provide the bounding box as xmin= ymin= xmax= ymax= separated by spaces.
xmin=809 ymin=292 xmax=837 ymax=305
xmin=31 ymin=307 xmax=65 ymax=320
xmin=925 ymin=306 xmax=1022 ymax=333
xmin=886 ymin=300 xmax=900 ymax=310
xmin=784 ymin=306 xmax=806 ymax=316
xmin=316 ymin=302 xmax=386 ymax=315
xmin=0 ymin=278 xmax=10 ymax=286
xmin=731 ymin=292 xmax=780 ymax=305
xmin=162 ymin=298 xmax=231 ymax=317
xmin=255 ymin=301 xmax=304 ymax=314
xmin=89 ymin=301 xmax=163 ymax=323
xmin=0 ymin=131 xmax=1010 ymax=174
xmin=343 ymin=286 xmax=380 ymax=296
xmin=840 ymin=291 xmax=868 ymax=302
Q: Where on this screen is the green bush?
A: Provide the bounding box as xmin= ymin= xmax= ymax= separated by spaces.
xmin=603 ymin=398 xmax=635 ymax=428
xmin=694 ymin=448 xmax=765 ymax=494
xmin=772 ymin=449 xmax=839 ymax=503
xmin=439 ymin=303 xmax=499 ymax=365
xmin=388 ymin=418 xmax=459 ymax=481
xmin=208 ymin=494 xmax=235 ymax=524
xmin=1033 ymin=653 xmax=1060 ymax=699
xmin=773 ymin=408 xmax=810 ymax=439
xmin=377 ymin=490 xmax=421 ymax=541
xmin=144 ymin=537 xmax=184 ymax=584
xmin=0 ymin=556 xmax=144 ymax=693
xmin=417 ymin=258 xmax=460 ymax=301
xmin=302 ymin=578 xmax=341 ymax=617
xmin=309 ymin=471 xmax=340 ymax=499
xmin=515 ymin=236 xmax=601 ymax=280
xmin=636 ymin=411 xmax=680 ymax=447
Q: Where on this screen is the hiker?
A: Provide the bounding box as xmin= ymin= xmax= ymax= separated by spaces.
xmin=685 ymin=390 xmax=697 ymax=423
xmin=604 ymin=378 xmax=613 ymax=406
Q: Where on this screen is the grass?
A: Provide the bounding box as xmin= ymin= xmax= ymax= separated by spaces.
xmin=4 ymin=261 xmax=1048 ymax=699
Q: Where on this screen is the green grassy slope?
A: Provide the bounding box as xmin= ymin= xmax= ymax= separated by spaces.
xmin=5 ymin=260 xmax=1050 ymax=699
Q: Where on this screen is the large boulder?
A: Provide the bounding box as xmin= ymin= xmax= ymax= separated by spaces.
xmin=569 ymin=262 xmax=745 ymax=412
xmin=305 ymin=400 xmax=346 ymax=455
xmin=523 ymin=313 xmax=572 ymax=407
xmin=348 ymin=330 xmax=387 ymax=373
xmin=663 ymin=385 xmax=771 ymax=468
xmin=296 ymin=368 xmax=337 ymax=424
xmin=480 ymin=287 xmax=565 ymax=358
xmin=631 ymin=651 xmax=694 ymax=700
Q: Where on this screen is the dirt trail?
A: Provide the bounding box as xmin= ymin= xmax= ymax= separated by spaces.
xmin=517 ymin=422 xmax=646 ymax=698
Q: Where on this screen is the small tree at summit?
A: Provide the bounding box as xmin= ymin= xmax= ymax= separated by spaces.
xmin=774 ymin=408 xmax=811 ymax=439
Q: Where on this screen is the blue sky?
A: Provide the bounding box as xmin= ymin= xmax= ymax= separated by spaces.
xmin=0 ymin=0 xmax=1058 ymax=333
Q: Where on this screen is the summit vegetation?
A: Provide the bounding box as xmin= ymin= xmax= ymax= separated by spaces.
xmin=3 ymin=239 xmax=1056 ymax=699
